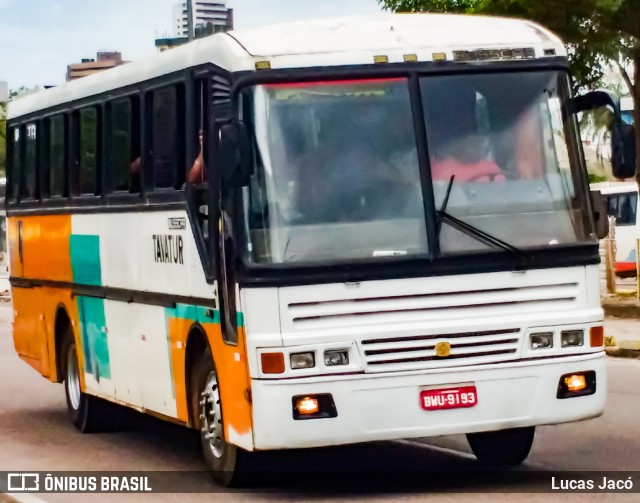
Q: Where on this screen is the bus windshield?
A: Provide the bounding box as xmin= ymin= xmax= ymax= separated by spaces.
xmin=243 ymin=71 xmax=594 ymax=265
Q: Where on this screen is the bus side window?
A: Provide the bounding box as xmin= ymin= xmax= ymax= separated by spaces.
xmin=151 ymin=85 xmax=185 ymax=190
xmin=188 ymin=79 xmax=208 ymax=187
xmin=617 ymin=193 xmax=637 ymax=226
xmin=22 ymin=123 xmax=38 ymax=200
xmin=77 ymin=107 xmax=100 ymax=196
xmin=109 ymin=97 xmax=141 ymax=194
xmin=48 ymin=115 xmax=67 ymax=198
xmin=8 ymin=127 xmax=20 ymax=202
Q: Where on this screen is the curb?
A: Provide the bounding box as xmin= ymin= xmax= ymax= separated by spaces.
xmin=605 ymin=341 xmax=640 ymax=359
xmin=602 ymin=302 xmax=640 ymax=319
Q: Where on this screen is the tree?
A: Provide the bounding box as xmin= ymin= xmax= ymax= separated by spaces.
xmin=0 ymin=101 xmax=6 ymax=177
xmin=1 ymin=87 xmax=30 ymax=177
xmin=380 ymin=0 xmax=640 ymax=181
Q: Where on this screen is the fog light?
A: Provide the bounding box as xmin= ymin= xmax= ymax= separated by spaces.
xmin=557 ymin=371 xmax=596 ymax=399
xmin=292 ymin=394 xmax=338 ymax=420
xmin=561 ymin=330 xmax=584 ymax=348
xmin=295 ymin=396 xmax=319 ymax=415
xmin=531 ymin=332 xmax=553 ymax=349
xmin=261 ymin=352 xmax=284 ymax=374
xmin=290 ymin=352 xmax=315 ymax=370
xmin=325 ymin=349 xmax=349 ymax=366
xmin=590 ymin=326 xmax=604 ymax=347
xmin=565 ymin=374 xmax=587 ymax=392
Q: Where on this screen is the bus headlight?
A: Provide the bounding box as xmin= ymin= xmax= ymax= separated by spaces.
xmin=531 ymin=332 xmax=553 ymax=349
xmin=561 ymin=330 xmax=584 ymax=348
xmin=324 ymin=349 xmax=349 ymax=366
xmin=290 ymin=352 xmax=315 ymax=370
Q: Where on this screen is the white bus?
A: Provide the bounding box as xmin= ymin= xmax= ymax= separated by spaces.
xmin=592 ymin=181 xmax=638 ymax=277
xmin=6 ymin=14 xmax=631 ymax=486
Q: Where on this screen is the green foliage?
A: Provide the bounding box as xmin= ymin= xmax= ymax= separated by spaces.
xmin=0 ymin=101 xmax=6 ymax=177
xmin=589 ymin=172 xmax=609 ymax=183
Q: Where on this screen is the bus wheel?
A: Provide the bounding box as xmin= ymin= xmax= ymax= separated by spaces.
xmin=62 ymin=328 xmax=107 ymax=433
xmin=466 ymin=427 xmax=535 ymax=466
xmin=195 ymin=348 xmax=249 ymax=487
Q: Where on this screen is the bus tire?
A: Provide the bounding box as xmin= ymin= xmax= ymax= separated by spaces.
xmin=466 ymin=426 xmax=535 ymax=466
xmin=62 ymin=328 xmax=108 ymax=433
xmin=194 ymin=347 xmax=251 ymax=487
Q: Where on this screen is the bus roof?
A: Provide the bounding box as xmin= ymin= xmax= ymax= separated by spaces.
xmin=8 ymin=13 xmax=566 ymax=121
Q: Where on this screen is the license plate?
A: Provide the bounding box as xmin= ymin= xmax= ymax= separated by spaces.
xmin=420 ymin=386 xmax=478 ymax=411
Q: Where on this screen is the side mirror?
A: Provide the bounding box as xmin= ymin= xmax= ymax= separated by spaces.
xmin=590 ymin=190 xmax=609 ymax=240
xmin=611 ymin=123 xmax=636 ymax=180
xmin=572 ymin=89 xmax=636 ymax=179
xmin=219 ymin=122 xmax=254 ymax=187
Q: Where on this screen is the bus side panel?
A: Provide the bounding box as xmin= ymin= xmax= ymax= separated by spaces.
xmin=12 ymin=286 xmax=44 ymax=373
xmin=165 ymin=312 xmax=192 ymax=423
xmin=203 ymin=318 xmax=254 ymax=450
xmin=8 ymin=215 xmax=73 ymax=281
xmin=8 ymin=215 xmax=74 ymax=378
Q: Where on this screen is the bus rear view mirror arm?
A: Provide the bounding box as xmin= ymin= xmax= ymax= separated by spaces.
xmin=590 ymin=190 xmax=609 ymax=240
xmin=571 ymin=89 xmax=636 ymax=180
xmin=219 ymin=122 xmax=254 ymax=187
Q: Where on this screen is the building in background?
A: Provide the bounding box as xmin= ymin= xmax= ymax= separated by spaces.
xmin=66 ymin=52 xmax=128 ymax=81
xmin=173 ymin=0 xmax=233 ymax=37
xmin=156 ymin=2 xmax=234 ymax=52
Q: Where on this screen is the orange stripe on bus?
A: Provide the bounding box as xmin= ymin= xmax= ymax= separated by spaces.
xmin=204 ymin=323 xmax=253 ymax=440
xmin=166 ymin=317 xmax=190 ymax=423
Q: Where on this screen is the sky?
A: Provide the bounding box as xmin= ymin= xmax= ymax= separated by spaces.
xmin=0 ymin=0 xmax=385 ymax=89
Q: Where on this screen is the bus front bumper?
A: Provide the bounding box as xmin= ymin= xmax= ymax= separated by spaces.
xmin=249 ymin=352 xmax=606 ymax=450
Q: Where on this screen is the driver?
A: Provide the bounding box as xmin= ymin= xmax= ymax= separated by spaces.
xmin=424 ymin=80 xmax=505 ymax=182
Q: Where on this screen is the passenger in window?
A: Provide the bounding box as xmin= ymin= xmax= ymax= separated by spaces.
xmin=129 ymin=156 xmax=142 ymax=193
xmin=187 ymin=131 xmax=205 ymax=185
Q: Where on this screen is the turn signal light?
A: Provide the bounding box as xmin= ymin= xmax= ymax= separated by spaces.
xmin=564 ymin=374 xmax=587 ymax=392
xmin=590 ymin=326 xmax=604 ymax=347
xmin=261 ymin=352 xmax=285 ymax=374
xmin=295 ymin=396 xmax=319 ymax=415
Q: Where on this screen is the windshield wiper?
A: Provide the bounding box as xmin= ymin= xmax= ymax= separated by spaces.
xmin=436 ymin=175 xmax=526 ymax=258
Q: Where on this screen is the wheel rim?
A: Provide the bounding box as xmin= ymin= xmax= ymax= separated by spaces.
xmin=67 ymin=344 xmax=81 ymax=411
xmin=200 ymin=370 xmax=224 ymax=459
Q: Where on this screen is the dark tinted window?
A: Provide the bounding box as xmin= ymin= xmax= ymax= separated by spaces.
xmin=152 ymin=86 xmax=184 ymax=189
xmin=49 ymin=115 xmax=66 ymax=197
xmin=9 ymin=127 xmax=20 ymax=202
xmin=110 ymin=98 xmax=134 ymax=192
xmin=78 ymin=107 xmax=99 ymax=195
xmin=22 ymin=123 xmax=37 ymax=200
xmin=606 ymin=193 xmax=637 ymax=226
